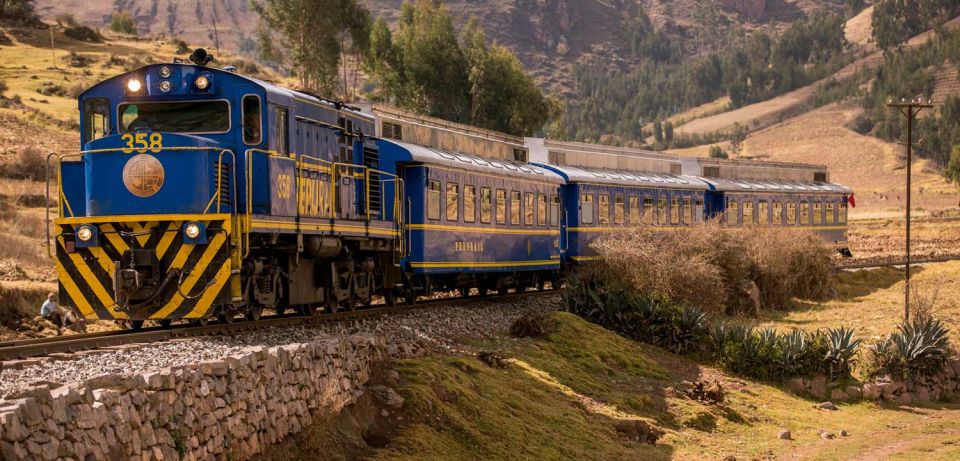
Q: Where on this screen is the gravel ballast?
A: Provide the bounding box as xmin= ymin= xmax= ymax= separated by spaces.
xmin=0 ymin=293 xmax=561 ymax=397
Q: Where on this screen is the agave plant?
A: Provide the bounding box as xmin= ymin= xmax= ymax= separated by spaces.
xmin=666 ymin=306 xmax=707 ymax=354
xmin=823 ymin=327 xmax=862 ymax=379
xmin=892 ymin=315 xmax=951 ymax=377
xmin=708 ymin=322 xmax=732 ymax=353
xmin=775 ymin=329 xmax=808 ymax=379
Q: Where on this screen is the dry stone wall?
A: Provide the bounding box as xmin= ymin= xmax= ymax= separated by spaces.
xmin=0 ymin=333 xmax=387 ymax=461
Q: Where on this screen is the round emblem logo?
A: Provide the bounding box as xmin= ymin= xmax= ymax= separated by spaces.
xmin=122 ymin=154 xmax=165 ymax=197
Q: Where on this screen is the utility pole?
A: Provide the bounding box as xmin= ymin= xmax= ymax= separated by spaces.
xmin=886 ymin=97 xmax=932 ymax=323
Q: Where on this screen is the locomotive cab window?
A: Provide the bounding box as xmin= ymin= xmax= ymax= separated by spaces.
xmin=274 ymin=107 xmax=289 ymax=154
xmin=550 ymin=195 xmax=560 ymax=227
xmin=598 ymin=195 xmax=610 ymax=225
xmin=427 ymin=181 xmax=441 ymax=220
xmin=480 ymin=188 xmax=492 ymax=224
xmin=464 ymin=185 xmax=476 ymax=223
xmin=242 ymin=95 xmax=262 ymax=145
xmin=83 ymin=98 xmax=109 ymax=144
xmin=580 ymin=194 xmax=594 ymax=225
xmin=119 ymin=100 xmax=230 ymax=133
xmin=446 ymin=183 xmax=459 ymax=222
xmin=496 ymin=189 xmax=507 ymax=224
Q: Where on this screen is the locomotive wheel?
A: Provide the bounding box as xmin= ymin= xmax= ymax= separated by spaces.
xmin=457 ymin=286 xmax=471 ymax=298
xmin=245 ymin=304 xmax=263 ymax=321
xmin=299 ymin=304 xmax=318 ymax=317
xmin=405 ymin=289 xmax=417 ymax=305
xmin=190 ymin=317 xmax=211 ymax=327
xmin=342 ymin=294 xmax=358 ymax=312
xmin=217 ymin=311 xmax=236 ymax=324
xmin=159 ymin=319 xmax=173 ymax=328
xmin=123 ymin=320 xmax=144 ymax=331
xmin=384 ymin=290 xmax=397 ymax=307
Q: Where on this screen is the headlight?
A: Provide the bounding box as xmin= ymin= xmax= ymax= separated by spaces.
xmin=77 ymin=226 xmax=94 ymax=242
xmin=126 ymin=78 xmax=142 ymax=93
xmin=158 ymin=80 xmax=172 ymax=93
xmin=194 ymin=75 xmax=210 ymax=90
xmin=158 ymin=65 xmax=172 ymax=78
xmin=184 ymin=223 xmax=202 ymax=239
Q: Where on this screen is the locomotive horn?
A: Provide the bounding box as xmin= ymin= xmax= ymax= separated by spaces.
xmin=189 ymin=48 xmax=214 ymax=67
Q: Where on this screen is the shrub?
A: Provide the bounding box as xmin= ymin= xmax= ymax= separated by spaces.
xmin=708 ymin=324 xmax=842 ymax=382
xmin=64 ymin=25 xmax=102 ymax=43
xmin=510 ymin=312 xmax=554 ymax=338
xmin=110 ymin=11 xmax=138 ymax=35
xmin=0 ymin=78 xmax=7 ymax=95
xmin=708 ymin=145 xmax=729 ymax=159
xmin=0 ymin=147 xmax=48 ymax=181
xmin=823 ymin=327 xmax=862 ymax=380
xmin=590 ymin=221 xmax=835 ymax=315
xmin=173 ymin=39 xmax=191 ymax=54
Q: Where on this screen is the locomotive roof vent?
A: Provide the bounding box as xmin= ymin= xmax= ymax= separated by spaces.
xmin=223 ymin=65 xmax=237 ymax=73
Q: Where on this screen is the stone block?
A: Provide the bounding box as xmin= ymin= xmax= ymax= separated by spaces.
xmin=809 ymin=375 xmax=827 ymax=399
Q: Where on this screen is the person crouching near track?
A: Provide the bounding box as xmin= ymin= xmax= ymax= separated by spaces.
xmin=40 ymin=293 xmax=86 ymax=335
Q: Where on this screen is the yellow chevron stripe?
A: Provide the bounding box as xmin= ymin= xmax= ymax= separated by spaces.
xmin=90 ymin=247 xmax=116 ymax=283
xmin=100 ymin=224 xmax=131 ymax=255
xmin=183 ymin=261 xmax=232 ymax=319
xmin=129 ymin=222 xmax=153 ymax=247
xmin=54 ymin=241 xmax=96 ymax=319
xmin=153 ymin=231 xmax=228 ymax=319
xmin=64 ymin=246 xmax=127 ymax=319
xmin=155 ymin=222 xmax=179 ymax=259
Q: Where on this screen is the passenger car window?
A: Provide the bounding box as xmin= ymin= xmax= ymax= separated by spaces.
xmin=643 ymin=197 xmax=654 ymax=222
xmin=727 ymin=199 xmax=739 ymax=226
xmin=695 ymin=199 xmax=704 ymax=223
xmin=480 ymin=188 xmax=492 ymax=224
xmin=446 ymin=183 xmax=459 ymax=222
xmin=614 ymin=196 xmax=625 ymax=224
xmin=496 ymin=189 xmax=506 ymax=224
xmin=580 ymin=194 xmax=594 ymax=225
xmin=427 ymin=181 xmax=441 ymax=220
xmin=83 ymin=98 xmax=109 ymax=144
xmin=683 ymin=197 xmax=692 ymax=224
xmin=813 ymin=202 xmax=822 ymax=225
xmin=629 ymin=196 xmax=639 ymax=223
xmin=464 ymin=185 xmax=476 ymax=223
xmin=826 ymin=202 xmax=834 ymax=224
xmin=657 ymin=198 xmax=667 ymax=224
xmin=788 ymin=202 xmax=797 ymax=225
xmin=670 ymin=198 xmax=680 ymax=225
xmin=537 ymin=194 xmax=547 ymax=226
xmin=525 ymin=193 xmax=535 ymax=226
xmin=772 ymin=202 xmax=782 ymax=225
xmin=800 ymin=201 xmax=810 ymax=225
xmin=242 ymin=95 xmax=262 ymax=145
xmin=839 ymin=202 xmax=847 ymax=224
xmin=511 ymin=191 xmax=521 ymax=225
xmin=550 ymin=195 xmax=560 ymax=227
xmin=743 ymin=201 xmax=754 ymax=225
xmin=758 ymin=200 xmax=768 ymax=225
xmin=598 ymin=195 xmax=610 ymax=225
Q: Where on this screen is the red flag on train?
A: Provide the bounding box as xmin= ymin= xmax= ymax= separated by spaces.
xmin=848 ymin=193 xmax=856 ymax=208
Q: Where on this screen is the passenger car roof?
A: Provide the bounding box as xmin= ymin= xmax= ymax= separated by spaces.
xmin=699 ymin=178 xmax=852 ymax=194
xmin=378 ymin=140 xmax=564 ymax=184
xmin=534 ymin=163 xmax=710 ymax=190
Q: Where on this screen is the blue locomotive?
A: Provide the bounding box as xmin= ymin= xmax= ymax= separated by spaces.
xmin=51 ymin=51 xmax=851 ymax=326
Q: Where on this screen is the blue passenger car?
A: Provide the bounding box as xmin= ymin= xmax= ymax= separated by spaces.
xmin=535 ymin=164 xmax=710 ymax=264
xmin=378 ymin=141 xmax=564 ymax=296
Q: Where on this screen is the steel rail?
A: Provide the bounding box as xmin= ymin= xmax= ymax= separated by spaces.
xmin=833 ymin=255 xmax=960 ymax=270
xmin=0 ymin=290 xmax=553 ymax=362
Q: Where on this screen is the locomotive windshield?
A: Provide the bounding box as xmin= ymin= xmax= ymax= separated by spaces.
xmin=119 ymin=101 xmax=230 ymax=133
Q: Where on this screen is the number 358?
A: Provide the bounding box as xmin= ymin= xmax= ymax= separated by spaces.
xmin=121 ymin=133 xmax=163 ymax=154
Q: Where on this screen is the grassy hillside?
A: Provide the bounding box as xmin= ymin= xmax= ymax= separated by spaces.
xmin=273 ymin=308 xmax=960 ymax=460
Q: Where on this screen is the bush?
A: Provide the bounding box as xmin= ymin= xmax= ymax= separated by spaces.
xmin=0 ymin=147 xmax=47 ymax=181
xmin=0 ymin=78 xmax=7 ymax=95
xmin=708 ymin=145 xmax=728 ymax=159
xmin=708 ymin=323 xmax=850 ymax=382
xmin=173 ymin=39 xmax=191 ymax=54
xmin=510 ymin=312 xmax=554 ymax=338
xmin=589 ymin=221 xmax=835 ymax=315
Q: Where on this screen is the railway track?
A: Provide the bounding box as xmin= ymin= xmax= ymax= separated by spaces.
xmin=834 ymin=255 xmax=960 ymax=270
xmin=0 ymin=290 xmax=553 ymax=363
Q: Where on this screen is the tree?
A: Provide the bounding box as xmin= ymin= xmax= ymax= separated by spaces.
xmin=254 ymin=0 xmax=371 ymax=98
xmin=872 ymin=0 xmax=960 ymax=51
xmin=709 ymin=145 xmax=729 ymax=159
xmin=366 ymin=1 xmax=555 ymax=136
xmin=653 ymin=120 xmax=663 ymax=143
xmin=729 ymin=122 xmax=748 ymax=154
xmin=110 ymin=11 xmax=137 ymax=35
xmin=947 ymin=145 xmax=960 ymax=186
xmin=664 ymin=121 xmax=674 ymax=143
xmin=0 ymin=0 xmax=36 ymax=24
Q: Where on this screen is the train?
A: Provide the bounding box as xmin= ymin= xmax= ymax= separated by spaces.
xmin=49 ymin=50 xmax=852 ymax=327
